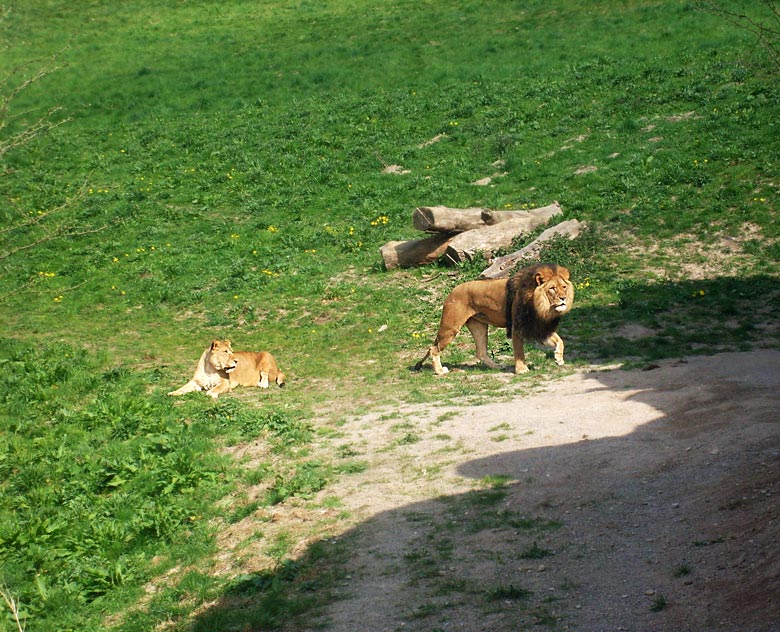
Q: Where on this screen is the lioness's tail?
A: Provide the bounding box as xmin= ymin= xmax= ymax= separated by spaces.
xmin=276 ymin=371 xmax=286 ymax=388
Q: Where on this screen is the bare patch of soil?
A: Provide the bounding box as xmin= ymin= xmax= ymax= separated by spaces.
xmin=305 ymin=350 xmax=780 ymax=631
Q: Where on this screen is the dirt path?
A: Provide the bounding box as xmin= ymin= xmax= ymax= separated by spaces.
xmin=307 ymin=350 xmax=780 ymax=631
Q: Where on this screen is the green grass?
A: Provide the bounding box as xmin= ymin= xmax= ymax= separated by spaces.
xmin=2 ymin=0 xmax=780 ymax=630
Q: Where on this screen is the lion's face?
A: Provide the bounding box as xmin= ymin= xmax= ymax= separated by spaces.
xmin=535 ymin=268 xmax=573 ymax=316
xmin=209 ymin=340 xmax=238 ymax=372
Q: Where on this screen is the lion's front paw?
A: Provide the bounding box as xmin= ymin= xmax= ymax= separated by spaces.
xmin=434 ymin=366 xmax=450 ymax=376
xmin=555 ymin=358 xmax=565 ymax=366
xmin=514 ymin=363 xmax=530 ymax=374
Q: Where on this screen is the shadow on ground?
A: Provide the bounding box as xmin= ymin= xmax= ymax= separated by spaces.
xmin=187 ymin=276 xmax=780 ymax=632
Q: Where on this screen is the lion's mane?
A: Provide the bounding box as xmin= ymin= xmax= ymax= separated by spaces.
xmin=505 ymin=263 xmax=573 ymax=342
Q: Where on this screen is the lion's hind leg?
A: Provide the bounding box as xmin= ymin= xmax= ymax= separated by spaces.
xmin=415 ymin=290 xmax=477 ymax=375
xmin=259 ymin=371 xmax=270 ymax=388
xmin=465 ymin=318 xmax=501 ymax=370
xmin=422 ymin=320 xmax=464 ymax=376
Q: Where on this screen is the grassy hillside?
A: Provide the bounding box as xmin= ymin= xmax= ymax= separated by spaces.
xmin=1 ymin=0 xmax=779 ymax=630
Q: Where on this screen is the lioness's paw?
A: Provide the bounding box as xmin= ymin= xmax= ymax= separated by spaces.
xmin=555 ymin=358 xmax=565 ymax=366
xmin=434 ymin=366 xmax=450 ymax=376
xmin=514 ymin=364 xmax=530 ymax=374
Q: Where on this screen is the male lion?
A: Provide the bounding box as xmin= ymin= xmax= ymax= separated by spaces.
xmin=168 ymin=339 xmax=286 ymax=400
xmin=415 ymin=263 xmax=574 ymax=375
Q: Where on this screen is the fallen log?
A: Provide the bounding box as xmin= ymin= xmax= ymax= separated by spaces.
xmin=413 ymin=201 xmax=561 ymax=233
xmin=412 ymin=206 xmax=490 ymax=233
xmin=479 ymin=219 xmax=585 ymax=279
xmin=380 ymin=233 xmax=453 ymax=270
xmin=441 ymin=208 xmax=566 ymax=265
xmin=481 ymin=201 xmax=562 ymax=226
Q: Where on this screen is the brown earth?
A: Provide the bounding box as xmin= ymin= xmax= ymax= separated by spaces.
xmin=302 ymin=350 xmax=780 ymax=632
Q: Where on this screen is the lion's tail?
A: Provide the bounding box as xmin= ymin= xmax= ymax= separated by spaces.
xmin=276 ymin=371 xmax=286 ymax=388
xmin=414 ymin=348 xmax=431 ymax=371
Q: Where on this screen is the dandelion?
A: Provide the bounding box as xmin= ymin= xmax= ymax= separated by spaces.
xmin=230 ymin=233 xmax=240 ymax=240
xmin=53 ymin=295 xmax=63 ymax=303
xmin=233 ymin=295 xmax=239 ymax=300
xmin=305 ymin=249 xmax=317 ymax=254
xmin=267 ymin=225 xmax=278 ymax=233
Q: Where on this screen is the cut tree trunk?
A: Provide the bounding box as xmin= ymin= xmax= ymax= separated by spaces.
xmin=380 ymin=233 xmax=453 ymax=270
xmin=412 ymin=206 xmax=491 ymax=233
xmin=413 ymin=201 xmax=561 ymax=233
xmin=479 ymin=219 xmax=585 ymax=279
xmin=441 ymin=206 xmax=565 ymax=265
xmin=481 ymin=201 xmax=561 ymax=226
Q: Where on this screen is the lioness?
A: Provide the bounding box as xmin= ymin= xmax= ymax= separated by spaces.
xmin=415 ymin=263 xmax=574 ymax=375
xmin=168 ymin=339 xmax=286 ymax=399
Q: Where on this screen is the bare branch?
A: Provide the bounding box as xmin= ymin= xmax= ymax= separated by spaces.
xmin=0 ymin=223 xmax=108 ymax=261
xmin=698 ymin=0 xmax=780 ymax=72
xmin=0 ymin=584 xmax=26 ymax=632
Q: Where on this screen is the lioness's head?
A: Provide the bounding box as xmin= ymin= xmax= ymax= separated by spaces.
xmin=534 ymin=265 xmax=574 ymax=316
xmin=209 ymin=339 xmax=238 ymax=372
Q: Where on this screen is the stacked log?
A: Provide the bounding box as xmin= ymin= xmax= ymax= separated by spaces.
xmin=381 ymin=201 xmax=580 ymax=273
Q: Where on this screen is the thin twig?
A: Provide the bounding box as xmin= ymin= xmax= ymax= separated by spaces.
xmin=0 ymin=585 xmax=26 ymax=632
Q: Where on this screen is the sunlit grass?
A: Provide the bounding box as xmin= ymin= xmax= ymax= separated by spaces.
xmin=1 ymin=0 xmax=779 ymax=630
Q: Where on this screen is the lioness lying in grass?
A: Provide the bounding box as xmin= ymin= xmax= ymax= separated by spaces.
xmin=168 ymin=339 xmax=285 ymax=399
